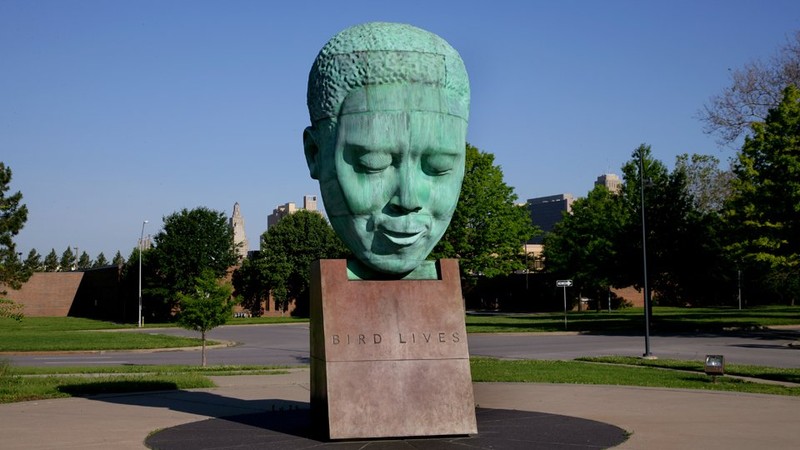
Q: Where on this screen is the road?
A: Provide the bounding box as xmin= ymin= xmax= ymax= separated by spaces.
xmin=6 ymin=323 xmax=799 ymax=368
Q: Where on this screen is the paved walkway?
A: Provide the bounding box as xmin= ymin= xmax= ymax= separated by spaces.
xmin=1 ymin=369 xmax=799 ymax=449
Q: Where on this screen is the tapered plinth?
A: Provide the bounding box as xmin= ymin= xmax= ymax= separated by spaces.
xmin=310 ymin=259 xmax=477 ymax=440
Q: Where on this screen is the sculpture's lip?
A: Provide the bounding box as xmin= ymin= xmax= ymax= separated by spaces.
xmin=380 ymin=228 xmax=426 ymax=246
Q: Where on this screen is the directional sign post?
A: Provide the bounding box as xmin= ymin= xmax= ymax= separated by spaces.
xmin=556 ymin=280 xmax=573 ymax=329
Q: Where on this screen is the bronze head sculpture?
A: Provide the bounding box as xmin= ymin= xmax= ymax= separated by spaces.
xmin=304 ymin=22 xmax=470 ymax=278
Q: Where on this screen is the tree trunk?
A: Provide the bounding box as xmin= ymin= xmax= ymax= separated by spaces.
xmin=201 ymin=330 xmax=207 ymax=367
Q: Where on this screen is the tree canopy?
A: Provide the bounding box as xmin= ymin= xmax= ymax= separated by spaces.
xmin=543 ymin=184 xmax=627 ymax=303
xmin=59 ymin=247 xmax=75 ymax=272
xmin=543 ymin=145 xmax=732 ymax=307
xmin=700 ymin=31 xmax=800 ymax=146
xmin=93 ymin=252 xmax=109 ymax=268
xmin=0 ymin=163 xmax=31 ymax=294
xmin=724 ymin=85 xmax=800 ymax=304
xmin=233 ymin=210 xmax=348 ymax=317
xmin=432 ymin=144 xmax=537 ymax=279
xmin=23 ymin=249 xmax=42 ymax=272
xmin=176 ymin=270 xmax=234 ymax=366
xmin=43 ymin=249 xmax=59 ymax=272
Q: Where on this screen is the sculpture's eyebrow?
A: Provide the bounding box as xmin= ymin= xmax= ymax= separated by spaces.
xmin=422 ymin=146 xmax=462 ymax=155
xmin=343 ymin=142 xmax=395 ymax=154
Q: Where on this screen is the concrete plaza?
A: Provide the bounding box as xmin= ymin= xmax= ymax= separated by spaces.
xmin=2 ymin=369 xmax=799 ymax=449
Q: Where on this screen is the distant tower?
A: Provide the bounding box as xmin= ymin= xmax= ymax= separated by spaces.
xmin=230 ymin=202 xmax=249 ymax=260
xmin=595 ymin=173 xmax=622 ymax=194
xmin=304 ymin=195 xmax=318 ymax=211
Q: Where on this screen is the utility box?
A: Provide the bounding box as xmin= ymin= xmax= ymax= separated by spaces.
xmin=704 ymin=355 xmax=725 ymax=376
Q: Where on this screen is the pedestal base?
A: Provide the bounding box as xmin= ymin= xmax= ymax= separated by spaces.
xmin=310 ymin=259 xmax=477 ymax=440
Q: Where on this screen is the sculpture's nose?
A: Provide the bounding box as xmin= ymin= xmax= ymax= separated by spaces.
xmin=390 ymin=162 xmax=423 ymax=214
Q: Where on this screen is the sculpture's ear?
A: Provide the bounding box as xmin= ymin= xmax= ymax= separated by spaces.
xmin=303 ymin=126 xmax=320 ymax=180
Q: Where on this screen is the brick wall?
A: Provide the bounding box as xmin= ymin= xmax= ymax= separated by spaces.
xmin=3 ymin=272 xmax=84 ymax=316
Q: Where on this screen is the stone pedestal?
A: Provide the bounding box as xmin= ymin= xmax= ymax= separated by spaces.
xmin=310 ymin=259 xmax=477 ymax=440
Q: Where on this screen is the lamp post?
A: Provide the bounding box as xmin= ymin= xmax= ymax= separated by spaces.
xmin=640 ymin=151 xmax=653 ymax=358
xmin=138 ymin=220 xmax=148 ymax=328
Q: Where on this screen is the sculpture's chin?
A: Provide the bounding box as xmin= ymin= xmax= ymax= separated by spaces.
xmin=357 ymin=253 xmax=425 ymax=275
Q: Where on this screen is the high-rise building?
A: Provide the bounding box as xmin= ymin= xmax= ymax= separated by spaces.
xmin=526 ymin=194 xmax=574 ymax=244
xmin=230 ymin=202 xmax=249 ymax=260
xmin=267 ymin=195 xmax=319 ymax=229
xmin=595 ymin=173 xmax=622 ymax=194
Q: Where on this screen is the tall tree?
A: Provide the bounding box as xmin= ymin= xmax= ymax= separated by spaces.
xmin=236 ymin=210 xmax=348 ymax=317
xmin=0 ymin=162 xmax=31 ymax=294
xmin=724 ymin=85 xmax=800 ymax=304
xmin=543 ymin=147 xmax=730 ymax=308
xmin=23 ymin=249 xmax=42 ymax=272
xmin=543 ymin=185 xmax=628 ymax=304
xmin=618 ymin=145 xmax=709 ymax=305
xmin=675 ymin=153 xmax=733 ymax=214
xmin=432 ymin=144 xmax=538 ymax=279
xmin=77 ymin=251 xmax=92 ymax=270
xmin=176 ymin=270 xmax=234 ymax=367
xmin=146 ymin=207 xmax=237 ymax=318
xmin=59 ymin=247 xmax=75 ymax=271
xmin=152 ymin=207 xmax=237 ymax=294
xmin=112 ymin=250 xmax=125 ymax=267
xmin=43 ymin=249 xmax=59 ymax=272
xmin=232 ymin=255 xmax=271 ymax=317
xmin=700 ymin=31 xmax=800 ymax=146
xmin=92 ymin=252 xmax=109 ymax=268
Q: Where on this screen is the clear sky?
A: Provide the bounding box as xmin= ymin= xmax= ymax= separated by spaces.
xmin=2 ymin=0 xmax=799 ymax=259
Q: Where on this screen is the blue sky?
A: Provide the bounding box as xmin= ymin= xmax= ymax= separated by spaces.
xmin=2 ymin=0 xmax=799 ymax=258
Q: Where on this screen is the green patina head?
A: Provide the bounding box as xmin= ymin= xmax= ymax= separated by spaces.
xmin=304 ymin=22 xmax=470 ymax=277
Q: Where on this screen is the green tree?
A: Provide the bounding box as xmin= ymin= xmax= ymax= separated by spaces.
xmin=146 ymin=207 xmax=237 ymax=319
xmin=543 ymin=185 xmax=628 ymax=306
xmin=92 ymin=252 xmax=109 ymax=268
xmin=239 ymin=210 xmax=348 ymax=317
xmin=176 ymin=270 xmax=234 ymax=367
xmin=700 ymin=31 xmax=800 ymax=145
xmin=432 ymin=144 xmax=538 ymax=280
xmin=232 ymin=255 xmax=271 ymax=317
xmin=675 ymin=153 xmax=733 ymax=214
xmin=618 ymin=145 xmax=728 ymax=306
xmin=59 ymin=247 xmax=75 ymax=271
xmin=43 ymin=249 xmax=59 ymax=272
xmin=112 ymin=250 xmax=125 ymax=267
xmin=77 ymin=251 xmax=92 ymax=270
xmin=0 ymin=163 xmax=31 ymax=295
xmin=23 ymin=249 xmax=42 ymax=272
xmin=724 ymin=85 xmax=800 ymax=304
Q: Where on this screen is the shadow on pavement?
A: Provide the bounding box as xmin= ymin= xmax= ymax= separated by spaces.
xmin=84 ymin=390 xmax=628 ymax=449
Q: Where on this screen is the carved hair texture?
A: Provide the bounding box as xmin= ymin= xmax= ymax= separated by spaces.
xmin=307 ymin=22 xmax=470 ymax=123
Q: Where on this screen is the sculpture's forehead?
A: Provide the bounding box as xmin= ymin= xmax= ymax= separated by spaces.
xmin=340 ymin=84 xmax=468 ymax=118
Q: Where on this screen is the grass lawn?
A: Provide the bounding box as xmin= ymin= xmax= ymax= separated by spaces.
xmin=3 ymin=358 xmax=798 ymax=404
xmin=0 ymin=361 xmax=292 ymax=403
xmin=466 ymin=305 xmax=800 ymax=333
xmin=470 ymin=357 xmax=800 ymax=397
xmin=576 ymin=356 xmax=800 ymax=384
xmin=0 ymin=317 xmax=207 ymax=352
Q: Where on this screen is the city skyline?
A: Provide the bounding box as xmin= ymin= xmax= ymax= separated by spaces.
xmin=3 ymin=1 xmax=799 ymax=257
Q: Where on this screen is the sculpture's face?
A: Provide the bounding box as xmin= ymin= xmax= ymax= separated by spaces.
xmin=313 ymin=83 xmax=466 ymax=275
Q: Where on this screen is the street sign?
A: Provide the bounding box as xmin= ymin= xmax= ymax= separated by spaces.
xmin=556 ymin=279 xmax=573 ymax=287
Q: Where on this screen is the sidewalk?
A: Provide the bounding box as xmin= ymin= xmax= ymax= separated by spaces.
xmin=1 ymin=369 xmax=798 ymax=449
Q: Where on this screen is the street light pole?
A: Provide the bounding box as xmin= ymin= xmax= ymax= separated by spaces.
xmin=640 ymin=150 xmax=653 ymax=358
xmin=138 ymin=220 xmax=148 ymax=328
